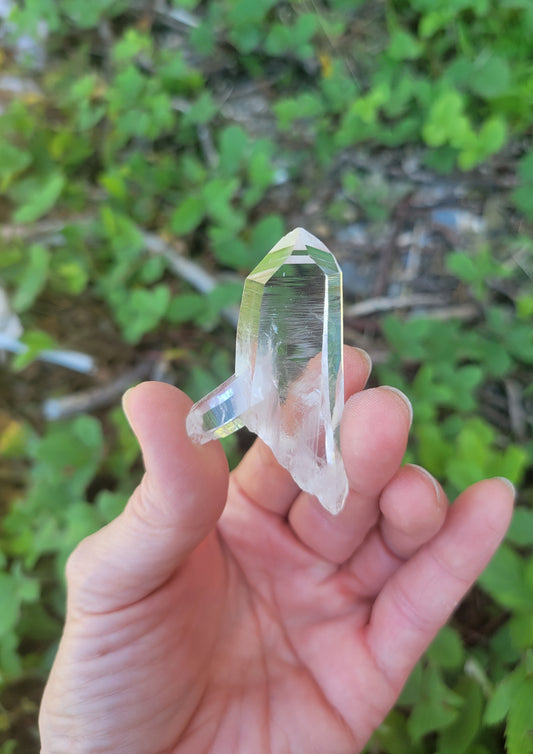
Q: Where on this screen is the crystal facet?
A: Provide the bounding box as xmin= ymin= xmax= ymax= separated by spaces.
xmin=186 ymin=228 xmax=348 ymax=515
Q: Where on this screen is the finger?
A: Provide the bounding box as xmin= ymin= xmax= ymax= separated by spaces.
xmin=380 ymin=464 xmax=447 ymax=558
xmin=288 ymin=386 xmax=412 ymax=563
xmin=66 ymin=382 xmax=228 ymax=614
xmin=230 ymin=346 xmax=372 ymax=516
xmin=366 ymin=477 xmax=514 ymax=691
xmin=346 ymin=464 xmax=448 ymax=598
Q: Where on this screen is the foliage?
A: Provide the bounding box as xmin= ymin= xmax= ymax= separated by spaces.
xmin=0 ymin=0 xmax=532 ymax=751
xmin=374 ymin=243 xmax=533 ymax=754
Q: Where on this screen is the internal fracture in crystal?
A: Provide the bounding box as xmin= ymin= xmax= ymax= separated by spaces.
xmin=186 ymin=228 xmax=348 ymax=515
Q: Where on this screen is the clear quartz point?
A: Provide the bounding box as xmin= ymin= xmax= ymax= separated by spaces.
xmin=186 ymin=227 xmax=348 ymax=515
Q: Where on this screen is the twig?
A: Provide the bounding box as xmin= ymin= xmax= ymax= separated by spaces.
xmin=155 ymin=6 xmax=200 ymax=29
xmin=97 ymin=17 xmax=115 ymax=75
xmin=0 ymin=334 xmax=95 ymax=374
xmin=42 ymin=362 xmax=154 ymax=420
xmin=504 ymin=378 xmax=528 ymax=440
xmin=345 ymin=293 xmax=449 ymax=318
xmin=419 ymin=304 xmax=479 ymax=322
xmin=0 ymin=216 xmax=92 ymax=242
xmin=130 ymin=0 xmax=200 ymax=28
xmin=197 ymin=124 xmax=219 ymax=169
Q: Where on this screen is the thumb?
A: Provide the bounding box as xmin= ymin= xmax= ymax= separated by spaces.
xmin=66 ymin=381 xmax=229 ymax=614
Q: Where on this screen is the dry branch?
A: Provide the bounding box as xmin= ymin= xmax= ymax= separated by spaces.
xmin=42 ymin=361 xmax=154 ymax=420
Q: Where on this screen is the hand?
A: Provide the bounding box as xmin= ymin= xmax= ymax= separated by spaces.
xmin=39 ymin=348 xmax=514 ymax=754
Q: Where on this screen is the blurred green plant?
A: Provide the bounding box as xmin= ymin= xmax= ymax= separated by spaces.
xmin=0 ymin=0 xmax=532 ymax=752
xmin=374 ymin=242 xmax=533 ymax=754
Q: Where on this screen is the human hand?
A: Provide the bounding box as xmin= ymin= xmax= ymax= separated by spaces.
xmin=39 ymin=347 xmax=514 ymax=754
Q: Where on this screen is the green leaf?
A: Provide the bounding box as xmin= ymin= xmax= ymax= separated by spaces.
xmin=506 ymin=322 xmax=533 ymax=364
xmin=9 ymin=0 xmax=62 ymax=33
xmin=419 ymin=9 xmax=453 ymax=38
xmin=506 ymin=675 xmax=533 ymax=754
xmin=167 ymin=293 xmax=205 ymax=324
xmin=52 ymin=257 xmax=89 ymax=295
xmin=265 ymin=14 xmax=317 ymax=56
xmin=109 ymin=65 xmax=145 ymax=110
xmin=12 ymin=566 xmax=39 ymax=603
xmin=96 ymin=490 xmax=129 ymax=523
xmin=517 ymin=294 xmax=533 ymax=319
xmin=0 ymin=143 xmax=31 ymax=191
xmin=374 ymin=709 xmax=421 ymax=754
xmin=485 ymin=666 xmax=526 ymax=726
xmin=210 ymin=229 xmax=248 ymax=269
xmin=139 ymin=257 xmax=166 ymax=285
xmin=0 ymin=574 xmax=20 ymax=637
xmin=248 ymin=215 xmax=285 ymax=267
xmin=12 ymin=329 xmax=56 ymax=371
xmin=64 ymin=501 xmax=101 ymax=545
xmin=398 ymin=660 xmax=423 ymax=706
xmin=12 ymin=172 xmax=65 ymax=224
xmin=417 ymin=422 xmax=453 ymax=476
xmin=517 ymin=150 xmax=533 ymax=184
xmin=203 ymin=178 xmax=240 ymax=226
xmin=509 ymin=612 xmax=533 ymax=650
xmin=197 ymin=282 xmax=243 ymax=327
xmin=382 ymin=316 xmax=432 ymax=360
xmin=246 ymin=148 xmax=274 ymax=197
xmin=478 ymin=117 xmax=506 ymax=155
xmin=72 ymin=415 xmax=103 ymax=449
xmin=103 ymin=218 xmax=144 ymax=265
xmin=218 ymin=126 xmax=248 ymax=176
xmin=274 ymin=93 xmax=324 ymax=129
xmin=184 ymin=91 xmax=217 ymax=125
xmin=446 ymin=251 xmax=479 ymax=282
xmin=438 ymin=677 xmax=483 ymax=754
xmin=478 ymin=544 xmax=533 ymax=611
xmin=427 ymin=625 xmax=464 ymax=669
xmin=171 ymin=196 xmax=205 ymax=235
xmin=513 ymin=186 xmax=533 ymax=219
xmin=423 ymin=90 xmax=464 ymax=147
xmin=184 ymin=365 xmax=220 ymax=403
xmin=407 ymin=664 xmax=463 ymax=741
xmin=61 ymin=0 xmax=122 ymax=28
xmin=115 ymin=285 xmax=171 ymax=343
xmin=12 ymin=245 xmax=50 ymax=312
xmin=113 ymin=29 xmax=152 ymax=64
xmin=497 ymin=445 xmax=528 ymax=486
xmin=0 ymin=630 xmax=21 ymax=677
xmin=34 ymin=415 xmax=102 ymax=481
xmin=468 ymin=54 xmax=511 ymax=99
xmin=388 ymin=29 xmax=423 ymax=60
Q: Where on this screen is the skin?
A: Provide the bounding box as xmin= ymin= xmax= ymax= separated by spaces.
xmin=39 ymin=347 xmax=514 ymax=754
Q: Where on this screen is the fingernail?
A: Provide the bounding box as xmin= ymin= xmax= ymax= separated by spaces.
xmin=355 ymin=347 xmax=373 ymax=374
xmin=381 ymin=386 xmax=413 ymax=427
xmin=410 ymin=464 xmax=442 ymax=502
xmin=494 ymin=477 xmax=516 ymax=499
xmin=122 ymin=387 xmax=134 ymax=423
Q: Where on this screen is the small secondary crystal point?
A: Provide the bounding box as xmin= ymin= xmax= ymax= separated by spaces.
xmin=186 ymin=228 xmax=348 ymax=515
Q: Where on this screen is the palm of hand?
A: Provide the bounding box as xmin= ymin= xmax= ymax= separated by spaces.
xmin=54 ymin=497 xmax=392 ymax=754
xmin=39 ymin=352 xmax=513 ymax=754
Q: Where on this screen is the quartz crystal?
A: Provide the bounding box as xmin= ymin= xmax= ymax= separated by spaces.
xmin=186 ymin=227 xmax=348 ymax=515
